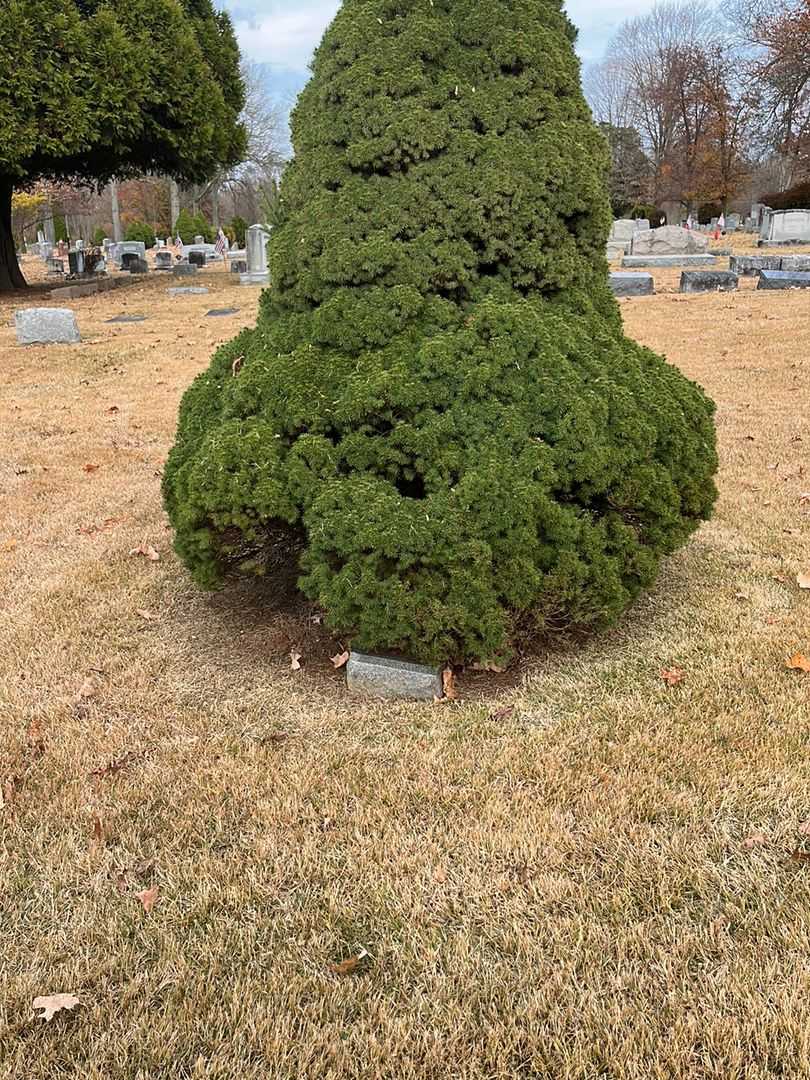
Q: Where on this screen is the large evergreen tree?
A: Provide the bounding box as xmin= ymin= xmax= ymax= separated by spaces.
xmin=0 ymin=0 xmax=245 ymax=290
xmin=164 ymin=0 xmax=718 ymax=665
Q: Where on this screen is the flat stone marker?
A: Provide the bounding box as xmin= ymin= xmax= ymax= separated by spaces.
xmin=14 ymin=307 xmax=80 ymax=345
xmin=622 ymin=254 xmax=718 ymax=268
xmin=609 ymin=272 xmax=654 ymax=297
xmin=172 ymin=263 xmax=197 ymax=277
xmin=779 ymin=255 xmax=810 ymax=272
xmin=346 ymin=652 xmax=443 ymax=701
xmin=757 ymin=269 xmax=810 ymax=290
xmin=167 ymin=287 xmax=209 ymax=296
xmin=205 ymin=307 xmax=239 ymax=317
xmin=729 ymin=254 xmax=782 ymax=276
xmin=106 ymin=314 xmax=148 ymax=323
xmin=680 ymin=270 xmax=738 ymax=293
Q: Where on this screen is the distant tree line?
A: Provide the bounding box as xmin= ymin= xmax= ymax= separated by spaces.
xmin=585 ymin=0 xmax=810 ymax=220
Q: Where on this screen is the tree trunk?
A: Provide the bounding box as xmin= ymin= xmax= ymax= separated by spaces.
xmin=110 ymin=180 xmax=122 ymax=242
xmin=0 ymin=178 xmax=27 ymax=292
xmin=169 ymin=179 xmax=180 ymax=232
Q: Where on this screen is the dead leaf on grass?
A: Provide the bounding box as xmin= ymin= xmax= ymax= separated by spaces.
xmin=136 ymin=885 xmax=159 ymax=913
xmin=799 ymin=820 xmax=810 ymax=837
xmin=82 ymin=463 xmax=100 ymax=473
xmin=136 ymin=608 xmax=156 ymax=621
xmin=442 ymin=668 xmax=457 ymax=700
xmin=787 ymin=653 xmax=810 ymax=673
xmin=290 ymin=650 xmax=302 ymax=671
xmin=105 ymin=405 xmax=119 ymax=415
xmin=32 ymin=994 xmax=80 ymax=1022
xmin=743 ymin=832 xmax=766 ymax=849
xmin=433 ymin=866 xmax=448 ymax=884
xmin=661 ymin=667 xmax=686 ymax=686
xmin=75 ymin=677 xmax=97 ymax=703
xmin=330 ymin=948 xmax=369 ymax=976
xmin=2 ymin=538 xmax=18 ymax=552
xmin=330 ymin=651 xmax=349 ymax=669
xmin=231 ymin=355 xmax=244 ymax=377
xmin=790 ymin=847 xmax=810 ymax=864
xmin=129 ymin=544 xmax=160 ymax=561
xmin=488 ymin=705 xmax=516 ymax=723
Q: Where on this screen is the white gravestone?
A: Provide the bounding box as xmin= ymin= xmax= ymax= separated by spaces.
xmin=241 ymin=224 xmax=271 ymax=285
xmin=15 ymin=308 xmax=80 ymax=345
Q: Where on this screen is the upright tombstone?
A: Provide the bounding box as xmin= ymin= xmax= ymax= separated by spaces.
xmin=68 ymin=250 xmax=86 ymax=276
xmin=194 ymin=234 xmax=205 ymax=245
xmin=240 ymin=224 xmax=271 ymax=285
xmin=631 ymin=225 xmax=709 ymax=256
xmin=188 ymin=250 xmax=206 ymax=268
xmin=155 ymin=250 xmax=173 ymax=270
xmin=759 ymin=209 xmax=810 ymax=246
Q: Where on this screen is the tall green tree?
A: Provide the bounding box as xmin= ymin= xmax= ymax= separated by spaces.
xmin=0 ymin=0 xmax=245 ymax=290
xmin=164 ymin=0 xmax=718 ymax=665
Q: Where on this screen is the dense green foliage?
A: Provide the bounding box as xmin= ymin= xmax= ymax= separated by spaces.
xmin=165 ymin=0 xmax=718 ymax=665
xmin=124 ymin=219 xmax=156 ymax=247
xmin=230 ymin=216 xmax=248 ymax=247
xmin=174 ymin=209 xmax=214 ymax=244
xmin=0 ymin=0 xmax=245 ymax=288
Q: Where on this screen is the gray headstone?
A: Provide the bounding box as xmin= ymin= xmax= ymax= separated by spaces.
xmin=205 ymin=307 xmax=239 ymax=317
xmin=172 ymin=262 xmax=197 ymax=276
xmin=346 ymin=652 xmax=443 ymax=701
xmin=155 ymin=251 xmax=173 ymax=269
xmin=188 ymin=251 xmax=206 ymax=267
xmin=167 ymin=287 xmax=209 ymax=296
xmin=729 ymin=254 xmax=782 ymax=276
xmin=242 ymin=223 xmax=271 ymax=285
xmin=68 ymin=250 xmax=85 ymax=275
xmin=46 ymin=258 xmax=65 ymax=275
xmin=757 ymin=269 xmax=810 ymax=290
xmin=120 ymin=251 xmax=140 ymax=270
xmin=622 ymin=255 xmax=718 ymax=268
xmin=680 ymin=270 xmax=738 ymax=293
xmin=230 ymin=260 xmax=248 ymax=274
xmin=194 ymin=235 xmax=205 ymax=245
xmin=15 ymin=308 xmax=80 ymax=345
xmin=609 ymin=272 xmax=654 ymax=297
xmin=129 ymin=257 xmax=149 ymax=274
xmin=779 ymin=255 xmax=810 ymax=272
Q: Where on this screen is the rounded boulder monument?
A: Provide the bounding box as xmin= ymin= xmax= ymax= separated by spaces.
xmin=163 ymin=0 xmax=719 ymax=667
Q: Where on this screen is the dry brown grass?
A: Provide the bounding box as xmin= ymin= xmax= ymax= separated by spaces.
xmin=1 ymin=251 xmax=809 ymax=1079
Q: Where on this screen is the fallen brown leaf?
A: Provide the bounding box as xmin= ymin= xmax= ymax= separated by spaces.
xmin=136 ymin=885 xmax=159 ymax=913
xmin=330 ymin=949 xmax=369 ymax=976
xmin=129 ymin=544 xmax=160 ymax=562
xmin=290 ymin=650 xmax=302 ymax=671
xmin=75 ymin=676 xmax=97 ymax=703
xmin=232 ymin=355 xmax=244 ymax=377
xmin=661 ymin=667 xmax=686 ymax=686
xmin=488 ymin=705 xmax=516 ymax=723
xmin=32 ymin=994 xmax=80 ymax=1022
xmin=2 ymin=537 xmax=18 ymax=552
xmin=743 ymin=832 xmax=766 ymax=850
xmin=105 ymin=405 xmax=119 ymax=415
xmin=136 ymin=608 xmax=156 ymax=621
xmin=787 ymin=653 xmax=810 ymax=673
xmin=82 ymin=463 xmax=100 ymax=473
xmin=790 ymin=847 xmax=810 ymax=863
xmin=331 ymin=651 xmax=350 ymax=669
xmin=799 ymin=820 xmax=810 ymax=837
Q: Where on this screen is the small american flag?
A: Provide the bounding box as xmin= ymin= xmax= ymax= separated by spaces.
xmin=215 ymin=228 xmax=228 ymax=257
xmin=175 ymin=234 xmax=183 ymax=253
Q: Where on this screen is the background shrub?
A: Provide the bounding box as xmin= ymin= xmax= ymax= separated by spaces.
xmin=124 ymin=219 xmax=156 ymax=247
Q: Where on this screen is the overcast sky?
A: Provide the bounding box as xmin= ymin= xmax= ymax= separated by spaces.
xmin=222 ymin=0 xmax=656 ymax=132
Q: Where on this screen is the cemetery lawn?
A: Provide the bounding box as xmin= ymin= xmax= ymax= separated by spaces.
xmin=2 ymin=256 xmax=810 ymax=1078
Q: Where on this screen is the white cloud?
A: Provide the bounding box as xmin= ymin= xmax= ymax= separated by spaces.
xmin=228 ymin=1 xmax=340 ymax=70
xmin=225 ymin=0 xmax=657 ymax=72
